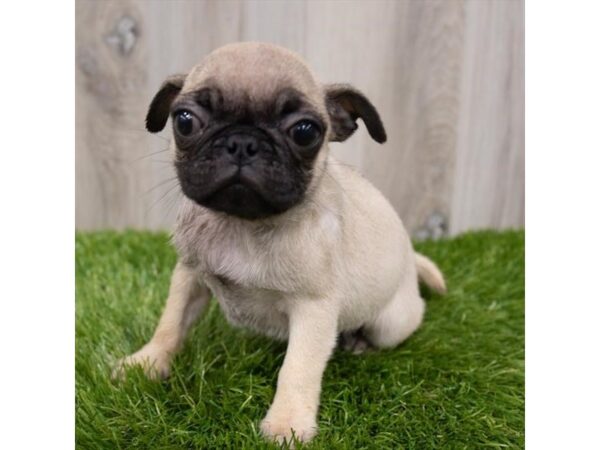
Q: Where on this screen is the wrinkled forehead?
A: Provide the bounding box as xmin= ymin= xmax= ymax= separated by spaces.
xmin=181 ymin=45 xmax=325 ymax=115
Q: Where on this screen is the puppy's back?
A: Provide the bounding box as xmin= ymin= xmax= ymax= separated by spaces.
xmin=323 ymin=156 xmax=418 ymax=327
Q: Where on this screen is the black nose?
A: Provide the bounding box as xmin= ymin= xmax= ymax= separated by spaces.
xmin=225 ymin=134 xmax=259 ymax=161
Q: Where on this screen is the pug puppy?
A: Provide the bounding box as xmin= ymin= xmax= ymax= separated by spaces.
xmin=115 ymin=42 xmax=446 ymax=445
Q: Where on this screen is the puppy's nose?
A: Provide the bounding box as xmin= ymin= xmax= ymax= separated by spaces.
xmin=225 ymin=135 xmax=259 ymax=162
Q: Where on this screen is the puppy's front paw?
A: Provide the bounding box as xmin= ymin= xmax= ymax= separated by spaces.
xmin=112 ymin=344 xmax=171 ymax=381
xmin=260 ymin=404 xmax=317 ymax=446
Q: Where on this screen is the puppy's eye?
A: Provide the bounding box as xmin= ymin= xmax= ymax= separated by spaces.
xmin=174 ymin=110 xmax=199 ymax=136
xmin=290 ymin=120 xmax=321 ymax=147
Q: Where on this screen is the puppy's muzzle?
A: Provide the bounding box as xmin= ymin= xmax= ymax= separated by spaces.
xmin=223 ymin=134 xmax=259 ymax=163
xmin=176 ymin=125 xmax=286 ymax=219
xmin=213 ymin=127 xmax=274 ymax=167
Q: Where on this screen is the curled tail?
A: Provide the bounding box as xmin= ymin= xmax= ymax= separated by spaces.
xmin=415 ymin=253 xmax=447 ymax=295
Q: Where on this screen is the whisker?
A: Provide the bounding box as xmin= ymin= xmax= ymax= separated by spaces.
xmin=145 ymin=159 xmax=175 ymax=167
xmin=124 ymin=127 xmax=171 ymax=143
xmin=131 ymin=147 xmax=171 ymax=163
xmin=163 ymin=191 xmax=183 ymax=222
xmin=147 ymin=181 xmax=182 ymax=214
xmin=311 ymin=161 xmax=358 ymax=212
xmin=323 ymin=159 xmax=356 ymax=170
xmin=143 ymin=176 xmax=179 ymax=197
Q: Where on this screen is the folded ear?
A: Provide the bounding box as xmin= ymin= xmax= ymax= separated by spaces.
xmin=145 ymin=74 xmax=187 ymax=132
xmin=324 ymin=84 xmax=387 ymax=143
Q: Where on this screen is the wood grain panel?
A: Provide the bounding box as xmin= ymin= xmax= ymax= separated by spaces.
xmin=450 ymin=0 xmax=525 ymax=234
xmin=76 ymin=0 xmax=150 ymax=229
xmin=75 ymin=0 xmax=524 ymax=235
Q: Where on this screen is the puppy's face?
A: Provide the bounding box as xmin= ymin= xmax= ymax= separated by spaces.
xmin=169 ymin=82 xmax=327 ymax=219
xmin=146 ymin=43 xmax=386 ymax=220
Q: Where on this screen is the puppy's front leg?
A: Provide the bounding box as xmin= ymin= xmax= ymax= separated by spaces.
xmin=261 ymin=298 xmax=338 ymax=444
xmin=113 ymin=261 xmax=210 ymax=380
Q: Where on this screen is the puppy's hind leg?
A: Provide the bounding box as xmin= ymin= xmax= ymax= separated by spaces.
xmin=339 ymin=328 xmax=372 ymax=354
xmin=113 ymin=262 xmax=211 ymax=380
xmin=362 ymin=283 xmax=425 ymax=349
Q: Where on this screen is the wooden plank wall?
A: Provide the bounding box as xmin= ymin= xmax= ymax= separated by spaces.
xmin=76 ymin=0 xmax=524 ymax=237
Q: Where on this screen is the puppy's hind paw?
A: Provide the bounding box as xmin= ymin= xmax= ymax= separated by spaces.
xmin=339 ymin=328 xmax=372 ymax=354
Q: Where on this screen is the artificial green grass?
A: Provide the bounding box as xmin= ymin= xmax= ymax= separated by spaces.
xmin=76 ymin=230 xmax=524 ymax=449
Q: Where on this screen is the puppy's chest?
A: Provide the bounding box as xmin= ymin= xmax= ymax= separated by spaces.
xmin=203 ymin=272 xmax=289 ymax=339
xmin=174 ymin=209 xmax=337 ymax=337
xmin=176 ymin=219 xmax=318 ymax=292
xmin=201 ymin=241 xmax=296 ymax=338
xmin=176 ymin=224 xmax=306 ymax=339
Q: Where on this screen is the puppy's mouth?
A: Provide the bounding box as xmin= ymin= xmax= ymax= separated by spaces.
xmin=178 ymin=165 xmax=280 ymax=219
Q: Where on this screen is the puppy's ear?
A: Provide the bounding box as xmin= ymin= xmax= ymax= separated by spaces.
xmin=324 ymin=84 xmax=387 ymax=144
xmin=145 ymin=74 xmax=187 ymax=132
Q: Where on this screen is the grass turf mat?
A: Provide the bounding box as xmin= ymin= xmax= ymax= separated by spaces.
xmin=76 ymin=230 xmax=524 ymax=449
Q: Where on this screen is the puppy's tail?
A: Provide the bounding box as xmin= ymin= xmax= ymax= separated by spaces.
xmin=415 ymin=253 xmax=447 ymax=295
